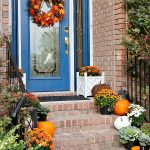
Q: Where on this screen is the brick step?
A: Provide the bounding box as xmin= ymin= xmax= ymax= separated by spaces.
xmin=48 ymin=113 xmax=117 ymax=134
xmin=42 ymin=100 xmax=98 ymax=117
xmin=48 ymin=114 xmax=117 ymax=134
xmin=53 ymin=128 xmax=126 ymax=150
xmin=48 ymin=109 xmax=97 ymax=118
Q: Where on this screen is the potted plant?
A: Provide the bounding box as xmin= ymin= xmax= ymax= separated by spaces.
xmin=139 ymin=123 xmax=150 ymax=150
xmin=36 ymin=105 xmax=50 ymax=121
xmin=119 ymin=126 xmax=141 ymax=150
xmin=77 ymin=66 xmax=104 ymax=97
xmin=141 ymin=123 xmax=150 ymax=136
xmin=25 ymin=128 xmax=54 ymax=150
xmin=127 ymin=104 xmax=146 ymax=127
xmin=94 ymin=89 xmax=118 ymax=114
xmin=138 ymin=133 xmax=150 ymax=150
xmin=0 ymin=116 xmax=25 ymax=150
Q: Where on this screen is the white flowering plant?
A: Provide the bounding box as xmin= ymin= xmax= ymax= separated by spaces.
xmin=127 ymin=104 xmax=146 ymax=127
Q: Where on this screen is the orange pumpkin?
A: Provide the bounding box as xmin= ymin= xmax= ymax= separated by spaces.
xmin=114 ymin=99 xmax=130 ymax=116
xmin=37 ymin=121 xmax=56 ymax=137
xmin=131 ymin=146 xmax=140 ymax=150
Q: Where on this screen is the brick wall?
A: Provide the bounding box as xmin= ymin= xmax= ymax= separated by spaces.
xmin=0 ymin=0 xmax=9 ymax=88
xmin=0 ymin=0 xmax=127 ymax=93
xmin=92 ymin=0 xmax=126 ymax=92
xmin=0 ymin=0 xmax=9 ymax=116
xmin=1 ymin=0 xmax=9 ymax=34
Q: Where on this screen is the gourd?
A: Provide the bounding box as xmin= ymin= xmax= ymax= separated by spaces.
xmin=114 ymin=116 xmax=131 ymax=130
xmin=114 ymin=99 xmax=130 ymax=116
xmin=131 ymin=146 xmax=140 ymax=150
xmin=37 ymin=121 xmax=56 ymax=137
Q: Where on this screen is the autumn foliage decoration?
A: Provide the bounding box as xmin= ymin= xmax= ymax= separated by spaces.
xmin=79 ymin=66 xmax=102 ymax=76
xmin=29 ymin=0 xmax=65 ymax=27
xmin=25 ymin=128 xmax=54 ymax=150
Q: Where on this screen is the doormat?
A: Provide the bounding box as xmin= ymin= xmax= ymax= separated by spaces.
xmin=38 ymin=95 xmax=90 ymax=102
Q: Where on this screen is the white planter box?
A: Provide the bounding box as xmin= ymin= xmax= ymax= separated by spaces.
xmin=76 ymin=72 xmax=105 ymax=98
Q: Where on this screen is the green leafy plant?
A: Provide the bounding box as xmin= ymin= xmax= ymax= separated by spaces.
xmin=94 ymin=89 xmax=119 ymax=112
xmin=123 ymin=0 xmax=150 ymax=75
xmin=123 ymin=0 xmax=150 ymax=58
xmin=141 ymin=123 xmax=150 ymax=136
xmin=36 ymin=105 xmax=50 ymax=115
xmin=138 ymin=133 xmax=150 ymax=147
xmin=0 ymin=117 xmax=25 ymax=150
xmin=0 ymin=116 xmax=11 ymax=134
xmin=119 ymin=126 xmax=142 ymax=144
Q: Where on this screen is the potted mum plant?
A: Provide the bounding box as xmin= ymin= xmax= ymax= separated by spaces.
xmin=77 ymin=66 xmax=104 ymax=97
xmin=127 ymin=104 xmax=146 ymax=127
xmin=25 ymin=128 xmax=54 ymax=150
xmin=94 ymin=89 xmax=118 ymax=114
xmin=119 ymin=126 xmax=141 ymax=150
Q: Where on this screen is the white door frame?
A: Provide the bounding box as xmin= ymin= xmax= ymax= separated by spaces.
xmin=17 ymin=0 xmax=92 ymax=92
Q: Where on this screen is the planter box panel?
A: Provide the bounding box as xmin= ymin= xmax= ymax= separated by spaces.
xmin=77 ymin=72 xmax=105 ymax=97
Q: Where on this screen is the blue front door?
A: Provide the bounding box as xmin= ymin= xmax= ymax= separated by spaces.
xmin=21 ymin=0 xmax=69 ymax=92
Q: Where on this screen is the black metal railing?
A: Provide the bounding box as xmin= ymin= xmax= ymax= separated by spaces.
xmin=5 ymin=41 xmax=38 ymax=138
xmin=127 ymin=56 xmax=150 ymax=122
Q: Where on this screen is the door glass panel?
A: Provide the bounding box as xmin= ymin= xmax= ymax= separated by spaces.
xmin=30 ymin=3 xmax=60 ymax=78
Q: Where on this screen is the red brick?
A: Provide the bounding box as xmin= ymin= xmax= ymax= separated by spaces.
xmin=58 ymin=104 xmax=63 ymax=111
xmin=66 ymin=120 xmax=71 ymax=127
xmin=74 ymin=103 xmax=79 ymax=110
xmin=72 ymin=119 xmax=77 ymax=126
xmin=78 ymin=103 xmax=84 ymax=110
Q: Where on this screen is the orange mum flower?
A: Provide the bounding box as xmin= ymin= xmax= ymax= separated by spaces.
xmin=25 ymin=128 xmax=54 ymax=150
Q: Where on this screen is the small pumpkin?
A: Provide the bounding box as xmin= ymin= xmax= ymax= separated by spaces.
xmin=131 ymin=146 xmax=140 ymax=150
xmin=114 ymin=99 xmax=130 ymax=116
xmin=37 ymin=121 xmax=56 ymax=137
xmin=114 ymin=116 xmax=131 ymax=130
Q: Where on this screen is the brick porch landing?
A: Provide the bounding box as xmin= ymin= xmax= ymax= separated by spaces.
xmin=42 ymin=100 xmax=126 ymax=150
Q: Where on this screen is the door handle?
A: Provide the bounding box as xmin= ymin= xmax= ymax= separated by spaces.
xmin=65 ymin=37 xmax=69 ymax=55
xmin=65 ymin=37 xmax=69 ymax=46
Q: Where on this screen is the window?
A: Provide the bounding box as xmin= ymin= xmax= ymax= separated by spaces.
xmin=75 ymin=0 xmax=90 ymax=72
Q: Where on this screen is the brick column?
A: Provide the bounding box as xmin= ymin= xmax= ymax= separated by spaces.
xmin=92 ymin=0 xmax=126 ymax=92
xmin=2 ymin=0 xmax=9 ymax=35
xmin=0 ymin=0 xmax=9 ymax=116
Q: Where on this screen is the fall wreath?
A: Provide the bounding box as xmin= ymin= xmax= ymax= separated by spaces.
xmin=29 ymin=0 xmax=65 ymax=27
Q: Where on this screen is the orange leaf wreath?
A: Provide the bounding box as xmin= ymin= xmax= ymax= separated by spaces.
xmin=29 ymin=0 xmax=65 ymax=27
